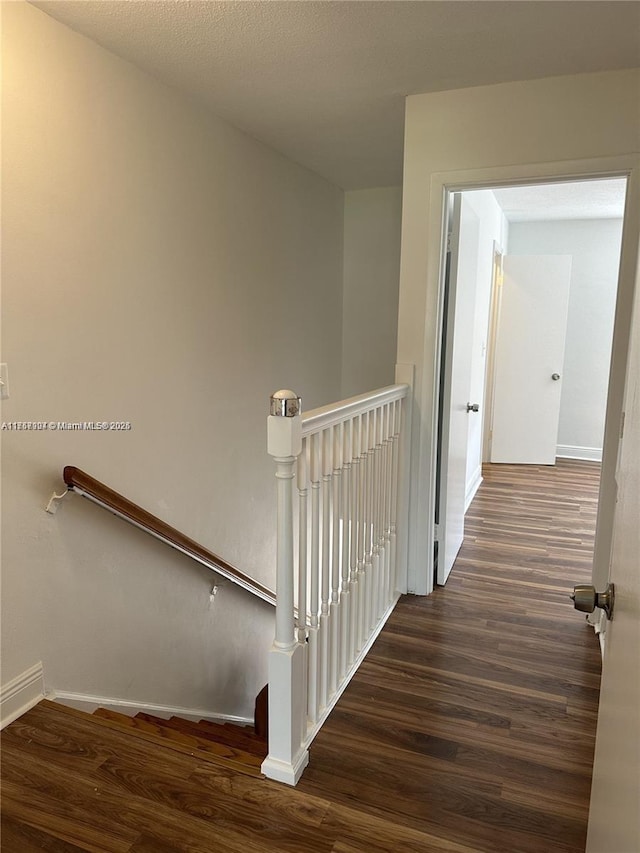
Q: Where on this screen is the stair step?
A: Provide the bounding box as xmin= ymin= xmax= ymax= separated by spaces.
xmin=91 ymin=708 xmax=264 ymax=777
xmin=165 ymin=716 xmax=267 ymax=757
xmin=136 ymin=711 xmax=267 ymax=760
xmin=255 ymin=684 xmax=268 ymax=739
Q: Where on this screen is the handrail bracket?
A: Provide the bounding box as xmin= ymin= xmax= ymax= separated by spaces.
xmin=45 ymin=489 xmax=70 ymax=515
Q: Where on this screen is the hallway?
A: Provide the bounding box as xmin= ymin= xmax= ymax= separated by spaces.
xmin=298 ymin=459 xmax=602 ymax=852
xmin=1 ymin=461 xmax=602 ymax=852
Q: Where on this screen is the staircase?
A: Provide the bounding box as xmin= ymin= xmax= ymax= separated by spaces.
xmin=47 ymin=380 xmax=409 ymax=788
xmin=42 ymin=699 xmax=268 ymax=778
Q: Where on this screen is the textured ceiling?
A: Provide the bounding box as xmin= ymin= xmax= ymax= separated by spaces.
xmin=32 ymin=1 xmax=640 ymax=189
xmin=492 ymin=179 xmax=628 ymax=222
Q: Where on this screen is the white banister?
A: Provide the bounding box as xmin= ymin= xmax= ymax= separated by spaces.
xmin=263 ymin=390 xmax=309 ymax=785
xmin=263 ymin=381 xmax=410 ymax=785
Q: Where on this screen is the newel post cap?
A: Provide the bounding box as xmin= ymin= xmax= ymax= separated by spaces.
xmin=268 ymin=390 xmax=302 ymax=458
xmin=270 ymin=390 xmax=302 ymax=418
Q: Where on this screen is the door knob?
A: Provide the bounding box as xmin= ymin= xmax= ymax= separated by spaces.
xmin=551 ymin=373 xmax=561 ymax=380
xmin=466 ymin=403 xmax=480 ymax=413
xmin=571 ymin=583 xmax=615 ymax=620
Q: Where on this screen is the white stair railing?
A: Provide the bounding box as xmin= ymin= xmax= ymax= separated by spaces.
xmin=262 ymin=381 xmax=410 ymax=785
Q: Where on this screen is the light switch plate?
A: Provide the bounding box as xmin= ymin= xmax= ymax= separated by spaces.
xmin=0 ymin=363 xmax=9 ymax=400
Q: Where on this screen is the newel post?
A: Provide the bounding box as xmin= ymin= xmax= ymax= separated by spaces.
xmin=262 ymin=390 xmax=309 ymax=785
xmin=268 ymin=390 xmax=302 ymax=649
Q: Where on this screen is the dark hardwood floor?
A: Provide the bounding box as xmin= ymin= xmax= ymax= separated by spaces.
xmin=1 ymin=460 xmax=602 ymax=852
xmin=299 ymin=459 xmax=602 ymax=852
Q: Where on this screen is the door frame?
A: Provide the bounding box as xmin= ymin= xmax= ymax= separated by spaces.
xmin=405 ymin=154 xmax=640 ymax=596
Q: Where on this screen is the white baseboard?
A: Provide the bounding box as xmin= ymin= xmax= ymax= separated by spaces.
xmin=49 ymin=690 xmax=253 ymax=726
xmin=556 ymin=444 xmax=602 ymax=462
xmin=262 ymin=747 xmax=310 ymax=786
xmin=465 ymin=467 xmax=483 ymax=512
xmin=1 ymin=662 xmax=45 ymax=729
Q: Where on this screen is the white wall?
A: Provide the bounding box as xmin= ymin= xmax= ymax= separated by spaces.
xmin=460 ymin=191 xmax=508 ymax=505
xmin=1 ymin=2 xmax=344 ymax=718
xmin=341 ymin=187 xmax=402 ymax=398
xmin=508 ymin=219 xmax=623 ymax=459
xmin=397 ymin=69 xmax=640 ymax=594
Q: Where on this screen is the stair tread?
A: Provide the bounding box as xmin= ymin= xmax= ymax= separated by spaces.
xmin=174 ymin=716 xmax=264 ymax=742
xmin=90 ymin=708 xmax=264 ymax=776
xmin=136 ymin=713 xmax=266 ymax=757
xmin=37 ymin=701 xmax=263 ymax=778
xmin=164 ymin=716 xmax=267 ymax=757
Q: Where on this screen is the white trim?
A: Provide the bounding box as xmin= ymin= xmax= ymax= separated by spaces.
xmin=49 ymin=690 xmax=253 ymax=726
xmin=302 ymin=384 xmax=408 ymax=436
xmin=402 ymin=153 xmax=639 ymax=598
xmin=261 ymin=748 xmax=309 ymax=786
xmin=556 ymin=445 xmax=603 ymax=462
xmin=464 ymin=467 xmax=483 ymax=512
xmin=1 ymin=662 xmax=45 ymax=729
xmin=395 ymin=363 xmax=415 ymax=594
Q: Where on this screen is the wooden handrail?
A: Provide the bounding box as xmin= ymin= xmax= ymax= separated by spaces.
xmin=62 ymin=466 xmax=276 ymax=607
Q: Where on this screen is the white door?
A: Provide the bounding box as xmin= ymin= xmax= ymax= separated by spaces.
xmin=437 ymin=195 xmax=480 ymax=585
xmin=586 ymin=283 xmax=640 ymax=853
xmin=491 ymin=255 xmax=572 ymax=464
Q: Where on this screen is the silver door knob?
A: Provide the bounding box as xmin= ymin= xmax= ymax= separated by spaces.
xmin=466 ymin=403 xmax=479 ymax=413
xmin=571 ymin=583 xmax=615 ymax=620
xmin=551 ymin=373 xmax=561 ymax=380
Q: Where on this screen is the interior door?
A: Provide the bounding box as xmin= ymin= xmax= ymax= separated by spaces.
xmin=437 ymin=194 xmax=480 ymax=585
xmin=490 ymin=255 xmax=572 ymax=464
xmin=585 ymin=282 xmax=640 ymax=853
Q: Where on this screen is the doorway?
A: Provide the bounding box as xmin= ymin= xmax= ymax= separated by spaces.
xmin=436 ymin=178 xmax=627 ymax=589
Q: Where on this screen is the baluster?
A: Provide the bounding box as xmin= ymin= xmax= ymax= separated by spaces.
xmin=374 ymin=407 xmax=382 ymax=625
xmin=297 ymin=438 xmax=309 ymax=641
xmin=375 ymin=407 xmax=384 ymax=620
xmin=308 ymin=431 xmax=321 ymax=723
xmin=367 ymin=409 xmax=379 ymax=636
xmin=382 ymin=403 xmax=393 ymax=608
xmin=354 ymin=413 xmax=366 ymax=654
xmin=319 ymin=428 xmax=332 ymax=709
xmin=369 ymin=407 xmax=379 ymax=633
xmin=376 ymin=404 xmax=385 ymax=615
xmin=329 ymin=422 xmax=342 ymax=696
xmin=349 ymin=415 xmax=360 ymax=660
xmin=374 ymin=405 xmax=385 ymax=621
xmin=389 ymin=399 xmax=401 ymax=597
xmin=367 ymin=409 xmax=376 ymax=633
xmin=340 ymin=419 xmax=352 ymax=678
xmin=297 ymin=438 xmax=310 ymax=740
xmin=359 ymin=411 xmax=371 ymax=648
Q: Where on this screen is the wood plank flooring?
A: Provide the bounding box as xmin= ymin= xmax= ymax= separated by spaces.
xmin=299 ymin=460 xmax=603 ymax=853
xmin=1 ymin=460 xmax=602 ymax=852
